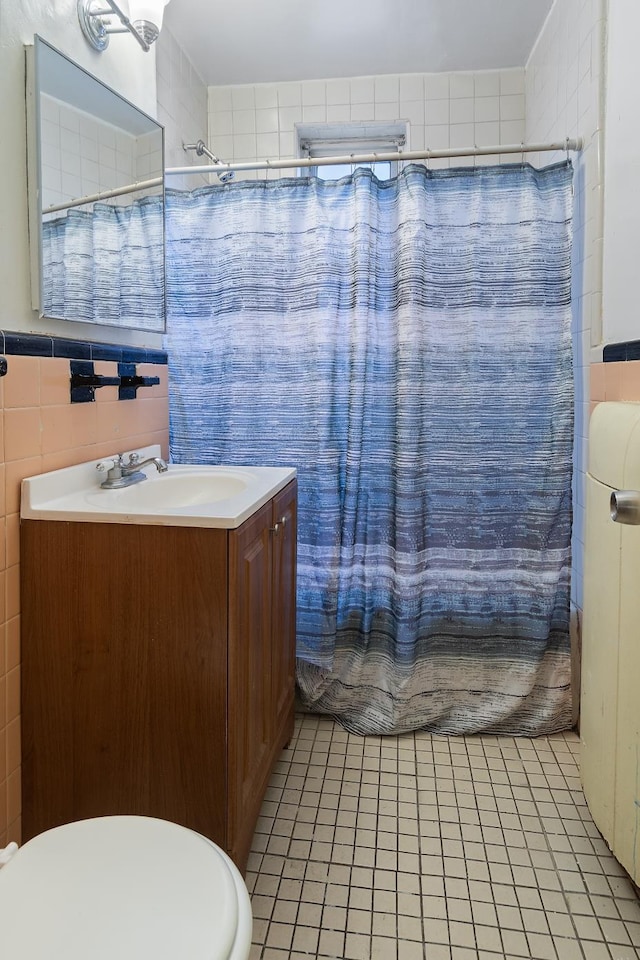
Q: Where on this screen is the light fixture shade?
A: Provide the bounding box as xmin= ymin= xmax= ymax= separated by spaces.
xmin=127 ymin=0 xmax=170 ymax=32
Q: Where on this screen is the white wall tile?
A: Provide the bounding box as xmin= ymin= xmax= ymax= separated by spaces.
xmin=59 ymin=108 xmax=80 ymax=134
xmin=256 ymin=108 xmax=280 ymax=135
xmin=474 ymin=121 xmax=500 ymax=147
xmin=425 ymin=124 xmax=450 ymax=149
xmin=474 ymin=97 xmax=500 ymax=123
xmin=400 ymin=100 xmax=425 ymax=126
xmin=374 ymin=76 xmax=399 ymax=103
xmin=474 ymin=72 xmax=501 ymax=97
xmin=449 ymin=74 xmax=474 ymax=98
xmin=350 ymin=78 xmax=375 ymax=103
xmin=450 ymin=123 xmax=474 ymax=148
xmin=80 ymin=137 xmax=99 ymax=160
xmin=500 ymin=95 xmax=526 ymax=122
xmin=255 ymin=85 xmax=278 ymax=110
xmin=500 ymin=119 xmax=525 ymax=143
xmin=256 ymin=132 xmax=280 ymax=158
xmin=277 ymin=84 xmax=302 ymax=107
xmin=231 ymin=86 xmax=255 ymax=111
xmin=400 ymin=75 xmax=424 ymax=101
xmin=233 ymin=133 xmax=257 ymax=158
xmin=212 ymin=111 xmax=234 ymax=136
xmin=279 ymin=106 xmax=303 ymax=130
xmin=374 ymin=102 xmax=400 ymax=122
xmin=501 ymin=69 xmax=526 ymax=95
xmin=212 ymin=134 xmax=234 ymax=159
xmin=424 ymin=74 xmax=450 ymax=100
xmin=303 ymin=104 xmax=327 ymax=123
xmin=279 ymin=132 xmax=295 ymax=155
xmin=302 ymin=81 xmax=326 ymax=106
xmin=350 ymin=102 xmax=376 ymax=122
xmin=450 ymin=98 xmax=474 ymax=124
xmin=233 ymin=110 xmax=256 ymax=135
xmin=327 ymin=104 xmax=351 ymax=123
xmin=326 ymin=79 xmax=350 ymax=105
xmin=408 ymin=125 xmax=425 ymax=150
xmin=425 ymin=100 xmax=449 ymax=126
xmin=97 ymin=125 xmax=116 ymax=149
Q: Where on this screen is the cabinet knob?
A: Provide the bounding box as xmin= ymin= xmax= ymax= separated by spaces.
xmin=280 ymin=516 xmax=286 ymax=527
xmin=270 ymin=523 xmax=280 ymax=534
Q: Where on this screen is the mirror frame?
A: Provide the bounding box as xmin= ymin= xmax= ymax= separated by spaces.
xmin=25 ymin=35 xmax=166 ymax=333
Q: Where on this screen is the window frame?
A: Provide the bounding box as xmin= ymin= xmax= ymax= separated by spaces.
xmin=297 ymin=124 xmax=408 ymax=181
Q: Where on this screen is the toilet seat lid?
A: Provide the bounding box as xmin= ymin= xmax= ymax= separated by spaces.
xmin=0 ymin=817 xmax=245 ymax=960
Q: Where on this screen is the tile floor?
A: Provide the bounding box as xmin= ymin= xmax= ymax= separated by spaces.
xmin=246 ymin=714 xmax=640 ymax=960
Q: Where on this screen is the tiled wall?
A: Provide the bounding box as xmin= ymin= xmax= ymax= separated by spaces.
xmin=156 ymin=27 xmax=209 ymax=190
xmin=525 ymin=0 xmax=606 ymax=630
xmin=0 ymin=346 xmax=169 ymax=846
xmin=206 ymin=68 xmax=526 ymax=179
xmin=601 ymin=2 xmax=640 ymax=344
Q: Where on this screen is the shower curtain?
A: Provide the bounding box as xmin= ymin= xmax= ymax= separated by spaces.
xmin=41 ymin=197 xmax=164 ymax=329
xmin=166 ymin=162 xmax=574 ymax=736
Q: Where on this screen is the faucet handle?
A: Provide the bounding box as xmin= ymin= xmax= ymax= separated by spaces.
xmin=127 ymin=452 xmax=140 ymax=465
xmin=96 ymin=454 xmax=124 ymax=475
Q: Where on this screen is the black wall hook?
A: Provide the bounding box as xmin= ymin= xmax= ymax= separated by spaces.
xmin=118 ymin=363 xmax=160 ymax=400
xmin=70 ymin=360 xmax=120 ymax=403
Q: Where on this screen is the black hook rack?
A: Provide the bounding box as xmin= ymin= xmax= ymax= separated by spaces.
xmin=70 ymin=360 xmax=121 ymax=403
xmin=118 ymin=363 xmax=160 ymax=400
xmin=70 ymin=360 xmax=161 ymax=403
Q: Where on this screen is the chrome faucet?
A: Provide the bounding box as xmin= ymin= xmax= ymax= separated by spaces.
xmin=96 ymin=452 xmax=168 ymax=489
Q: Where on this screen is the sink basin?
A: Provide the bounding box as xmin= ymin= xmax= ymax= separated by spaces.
xmin=21 ymin=446 xmax=297 ymax=529
xmin=86 ymin=469 xmax=252 ymax=511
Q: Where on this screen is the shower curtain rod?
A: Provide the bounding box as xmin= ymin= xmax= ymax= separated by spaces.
xmin=43 ymin=176 xmax=163 ymax=215
xmin=43 ymin=138 xmax=583 ymax=214
xmin=165 ymin=138 xmax=583 ymax=178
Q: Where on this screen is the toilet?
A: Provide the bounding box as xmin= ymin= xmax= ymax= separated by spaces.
xmin=0 ymin=816 xmax=252 ymax=959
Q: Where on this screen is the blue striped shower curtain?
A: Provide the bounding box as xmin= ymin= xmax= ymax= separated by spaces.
xmin=166 ymin=163 xmax=574 ymax=735
xmin=41 ymin=198 xmax=164 ymax=330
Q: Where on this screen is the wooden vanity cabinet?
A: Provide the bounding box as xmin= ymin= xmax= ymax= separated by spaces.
xmin=21 ymin=479 xmax=297 ymax=873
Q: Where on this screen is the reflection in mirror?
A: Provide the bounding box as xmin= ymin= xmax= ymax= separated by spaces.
xmin=27 ymin=36 xmax=165 ymax=332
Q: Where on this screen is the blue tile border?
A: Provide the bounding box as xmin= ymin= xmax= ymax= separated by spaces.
xmin=0 ymin=329 xmax=167 ymax=365
xmin=4 ymin=332 xmax=53 ymax=357
xmin=603 ymin=339 xmax=640 ymax=362
xmin=54 ymin=338 xmax=92 ymax=360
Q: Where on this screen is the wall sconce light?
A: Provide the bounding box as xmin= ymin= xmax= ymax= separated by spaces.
xmin=78 ymin=0 xmax=171 ymax=53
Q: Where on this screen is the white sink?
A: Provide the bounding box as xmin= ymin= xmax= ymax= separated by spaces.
xmin=84 ymin=469 xmax=252 ymax=511
xmin=21 ymin=446 xmax=296 ymax=529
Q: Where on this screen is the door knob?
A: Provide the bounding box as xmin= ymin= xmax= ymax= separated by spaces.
xmin=610 ymin=490 xmax=640 ymax=525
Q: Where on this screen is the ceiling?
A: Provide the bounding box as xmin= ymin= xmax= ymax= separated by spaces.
xmin=163 ymin=0 xmax=554 ymax=87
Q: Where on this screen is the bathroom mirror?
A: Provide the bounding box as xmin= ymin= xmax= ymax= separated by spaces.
xmin=26 ymin=36 xmax=165 ymax=333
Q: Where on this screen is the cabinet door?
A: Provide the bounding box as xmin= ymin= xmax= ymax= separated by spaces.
xmin=271 ymin=481 xmax=297 ymax=744
xmin=228 ymin=500 xmax=273 ymax=865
